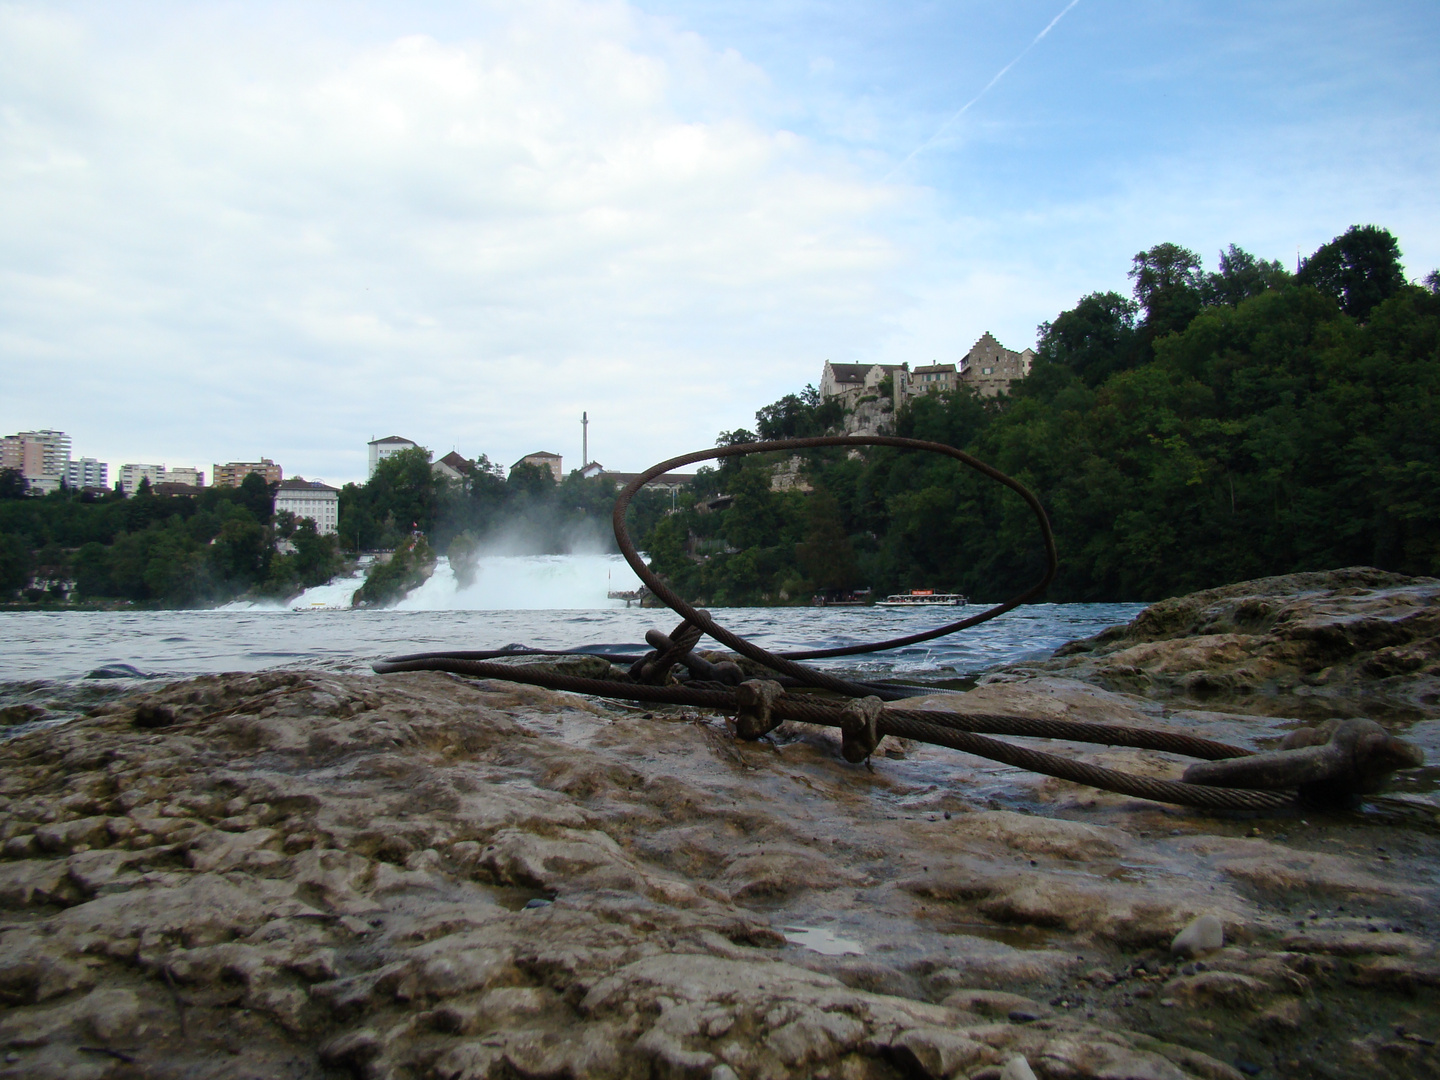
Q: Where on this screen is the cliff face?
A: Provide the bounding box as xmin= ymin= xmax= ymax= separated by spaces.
xmin=0 ymin=571 xmax=1436 ymax=1079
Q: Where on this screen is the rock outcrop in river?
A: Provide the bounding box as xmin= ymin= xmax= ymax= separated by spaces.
xmin=1 ymin=569 xmax=1437 ymax=1079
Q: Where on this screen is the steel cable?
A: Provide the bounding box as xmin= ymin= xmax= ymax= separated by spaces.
xmin=376 ymin=437 xmax=1311 ymax=811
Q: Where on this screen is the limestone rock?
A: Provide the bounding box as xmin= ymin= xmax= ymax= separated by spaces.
xmin=1171 ymin=914 xmax=1225 ymax=957
xmin=0 ymin=597 xmax=1434 ymax=1080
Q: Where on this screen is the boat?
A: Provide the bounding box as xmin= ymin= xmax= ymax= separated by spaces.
xmin=875 ymin=590 xmax=967 ymax=607
xmin=812 ymin=588 xmax=872 ymax=607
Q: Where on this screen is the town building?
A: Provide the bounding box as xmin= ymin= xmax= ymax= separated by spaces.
xmin=212 ymin=458 xmax=283 ymax=488
xmin=165 ymin=467 xmax=204 ymax=488
xmin=819 ymin=331 xmax=1036 ymax=418
xmin=368 ymin=436 xmax=418 ymax=477
xmin=1 ymin=429 xmax=71 ymax=493
xmin=903 ymin=363 xmax=959 ymax=399
xmin=274 ymin=478 xmax=341 ymax=536
xmin=595 ymin=469 xmax=696 ymax=493
xmin=64 ymin=458 xmax=108 ymax=489
xmin=819 ymin=362 xmax=909 ymax=407
xmin=118 ymin=464 xmax=165 ymax=495
xmin=956 ymin=332 xmax=1034 ymax=398
xmin=433 ymin=451 xmax=472 ymax=482
xmin=513 ymin=451 xmax=563 ymax=483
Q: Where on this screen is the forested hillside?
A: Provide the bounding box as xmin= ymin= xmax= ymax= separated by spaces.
xmin=0 ymin=450 xmax=671 ymax=607
xmin=4 ymin=224 xmax=1434 ymax=608
xmin=641 ymin=226 xmax=1440 ymax=604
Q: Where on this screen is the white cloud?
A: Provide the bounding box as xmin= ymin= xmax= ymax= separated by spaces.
xmin=0 ymin=1 xmax=906 ymax=482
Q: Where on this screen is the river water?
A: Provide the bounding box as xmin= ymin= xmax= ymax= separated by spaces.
xmin=0 ymin=554 xmax=1145 ymax=732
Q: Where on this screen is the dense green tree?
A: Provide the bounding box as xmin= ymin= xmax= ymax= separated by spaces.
xmin=1033 ymin=292 xmax=1143 ymax=387
xmin=636 ymin=225 xmax=1437 ymax=606
xmin=1203 ymin=245 xmax=1291 ymax=308
xmin=796 ymin=488 xmax=858 ymax=591
xmin=1130 ymin=242 xmax=1205 ymax=340
xmin=1297 ymin=225 xmax=1406 ymax=320
xmin=0 ymin=469 xmax=27 ymax=500
xmin=0 ymin=533 xmax=31 ymax=597
xmin=755 ymin=385 xmax=843 ymax=440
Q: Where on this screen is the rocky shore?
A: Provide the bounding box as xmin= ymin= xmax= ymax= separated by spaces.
xmin=1 ymin=569 xmax=1437 ymax=1079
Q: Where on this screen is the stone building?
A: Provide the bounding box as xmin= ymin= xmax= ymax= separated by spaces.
xmin=903 ymin=363 xmax=958 ymax=400
xmin=956 ymin=332 xmax=1035 ymax=398
xmin=819 ymin=362 xmax=909 ymax=407
xmin=165 ymin=467 xmax=204 ymax=488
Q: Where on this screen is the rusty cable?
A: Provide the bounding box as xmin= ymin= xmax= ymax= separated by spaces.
xmin=375 ymin=436 xmax=1413 ymax=812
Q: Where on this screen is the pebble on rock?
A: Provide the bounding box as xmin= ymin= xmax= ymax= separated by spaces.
xmin=1001 ymin=1055 xmax=1039 ymax=1080
xmin=1171 ymin=913 xmax=1225 ymax=957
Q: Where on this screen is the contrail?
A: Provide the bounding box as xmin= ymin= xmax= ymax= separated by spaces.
xmin=885 ymin=0 xmax=1083 ymax=180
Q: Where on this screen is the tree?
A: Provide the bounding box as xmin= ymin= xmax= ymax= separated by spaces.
xmin=755 ymin=386 xmax=842 ymax=440
xmin=235 ymin=471 xmax=277 ymax=523
xmin=796 ymin=489 xmax=858 ymax=591
xmin=1130 ymin=243 xmax=1205 ymax=339
xmin=368 ymin=446 xmax=441 ymax=534
xmin=1034 ymin=292 xmax=1142 ymax=387
xmin=0 ymin=533 xmax=31 ymax=596
xmin=0 ymin=469 xmax=27 ymax=499
xmin=1203 ymin=245 xmax=1290 ymax=308
xmin=722 ymin=459 xmax=782 ymax=551
xmin=505 ymin=460 xmax=555 ymax=498
xmin=1297 ymin=225 xmax=1406 ymax=320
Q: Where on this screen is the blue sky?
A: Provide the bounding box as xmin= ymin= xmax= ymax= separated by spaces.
xmin=2 ymin=0 xmax=1436 ymax=485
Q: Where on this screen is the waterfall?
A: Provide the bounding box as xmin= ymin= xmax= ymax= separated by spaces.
xmin=393 ymin=553 xmax=644 ymax=611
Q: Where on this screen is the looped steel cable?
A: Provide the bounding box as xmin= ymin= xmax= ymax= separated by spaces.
xmin=611 ymin=435 xmax=1057 ymax=683
xmin=374 ymin=436 xmax=1423 ymax=811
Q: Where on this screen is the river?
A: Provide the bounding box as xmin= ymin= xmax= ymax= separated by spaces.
xmin=0 ymin=554 xmax=1145 ymax=733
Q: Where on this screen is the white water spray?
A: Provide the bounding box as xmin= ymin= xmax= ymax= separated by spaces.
xmin=394 ymin=553 xmax=643 ymax=611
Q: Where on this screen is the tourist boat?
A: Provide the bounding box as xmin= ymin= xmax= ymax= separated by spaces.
xmin=812 ymin=589 xmax=872 ymax=607
xmin=875 ymin=590 xmax=967 ymax=607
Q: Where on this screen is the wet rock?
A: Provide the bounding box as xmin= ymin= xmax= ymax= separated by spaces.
xmin=940 ymin=989 xmax=1047 ymax=1020
xmin=0 ymin=704 xmax=47 ymax=726
xmin=1171 ymin=914 xmax=1225 ymax=957
xmin=0 ymin=635 xmax=1433 ymax=1079
xmin=1165 ymin=971 xmax=1270 ymax=1010
xmin=1031 ymin=568 xmax=1440 ymax=719
xmin=1001 ymin=1056 xmax=1039 ymax=1080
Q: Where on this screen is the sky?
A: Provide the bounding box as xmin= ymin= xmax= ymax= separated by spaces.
xmin=2 ymin=0 xmax=1437 ymax=486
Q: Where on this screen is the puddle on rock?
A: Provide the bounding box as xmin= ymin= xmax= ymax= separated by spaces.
xmin=784 ymin=926 xmax=864 ymax=956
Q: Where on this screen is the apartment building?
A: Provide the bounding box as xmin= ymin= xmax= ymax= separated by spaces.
xmin=274 ymin=478 xmax=340 ymax=536
xmin=1 ymin=429 xmax=71 ymax=493
xmin=368 ymin=436 xmax=418 ymax=477
xmin=64 ymin=458 xmax=108 ymax=489
xmin=513 ymin=451 xmax=563 ymax=483
xmin=212 ymin=459 xmax=283 ymax=488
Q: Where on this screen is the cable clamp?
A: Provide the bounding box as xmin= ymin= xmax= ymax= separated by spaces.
xmin=1182 ymin=717 xmax=1424 ymax=808
xmin=840 ymin=696 xmax=885 ymax=763
xmin=734 ymin=679 xmax=785 ymax=740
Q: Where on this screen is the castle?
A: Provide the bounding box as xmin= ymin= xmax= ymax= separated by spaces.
xmin=819 ymin=332 xmax=1034 ymax=435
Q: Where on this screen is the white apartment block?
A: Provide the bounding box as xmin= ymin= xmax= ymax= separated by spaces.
xmin=274 ymin=478 xmax=341 ymax=535
xmin=368 ymin=436 xmax=418 ymax=477
xmin=118 ymin=464 xmax=165 ymax=495
xmin=165 ymin=467 xmax=205 ymax=488
xmin=64 ymin=458 xmax=108 ymax=489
